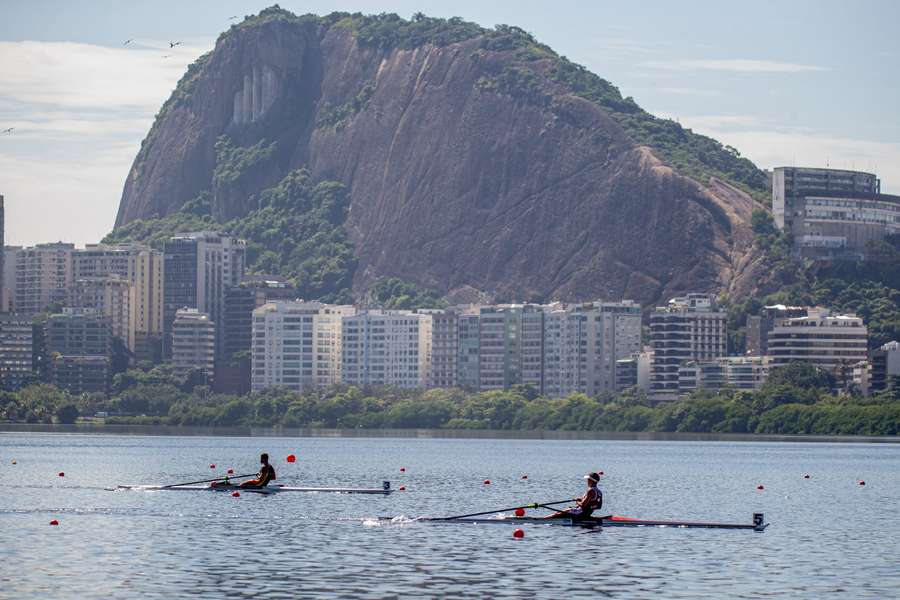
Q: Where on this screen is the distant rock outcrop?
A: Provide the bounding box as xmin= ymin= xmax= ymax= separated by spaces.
xmin=114 ymin=8 xmax=769 ymax=306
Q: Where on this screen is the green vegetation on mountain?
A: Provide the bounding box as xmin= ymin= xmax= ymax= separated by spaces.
xmin=368 ymin=277 xmax=447 ymax=310
xmin=4 ymin=363 xmax=898 ymax=434
xmin=213 ymin=136 xmax=278 ymax=185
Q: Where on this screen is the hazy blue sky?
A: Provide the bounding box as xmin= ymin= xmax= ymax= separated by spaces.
xmin=1 ymin=0 xmax=898 ymax=246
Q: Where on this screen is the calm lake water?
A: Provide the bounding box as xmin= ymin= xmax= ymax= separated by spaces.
xmin=1 ymin=432 xmax=898 ymax=599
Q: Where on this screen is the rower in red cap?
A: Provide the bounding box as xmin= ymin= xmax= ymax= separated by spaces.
xmin=547 ymin=472 xmax=603 ymax=520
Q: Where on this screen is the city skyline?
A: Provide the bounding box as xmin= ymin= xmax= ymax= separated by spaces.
xmin=1 ymin=0 xmax=899 ymax=246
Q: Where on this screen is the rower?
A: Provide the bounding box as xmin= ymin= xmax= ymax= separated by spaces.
xmin=239 ymin=453 xmax=277 ymax=489
xmin=547 ymin=472 xmax=602 ymax=520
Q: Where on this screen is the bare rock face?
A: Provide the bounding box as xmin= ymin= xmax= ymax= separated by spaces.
xmin=115 ymin=10 xmax=767 ymax=306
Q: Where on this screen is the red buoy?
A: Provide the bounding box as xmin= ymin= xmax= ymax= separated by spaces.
xmin=521 ymin=475 xmax=528 ymax=480
xmin=49 ymin=519 xmax=59 ymax=526
xmin=514 ymin=508 xmax=525 ymax=517
xmin=58 ymin=472 xmax=65 ymax=477
xmin=483 ymin=479 xmax=491 ymax=485
xmin=286 ymin=454 xmax=296 ymax=463
xmin=400 ymin=467 xmax=406 ymax=472
xmin=803 ymin=474 xmax=810 ymax=479
xmin=513 ymin=528 xmax=525 ymax=539
xmin=399 ymin=486 xmax=406 ymax=491
xmin=209 ymin=464 xmax=216 ymax=469
xmin=756 ymin=484 xmax=764 ymax=490
xmin=599 ymin=471 xmax=604 ymax=476
xmin=232 ymin=491 xmax=240 ymax=497
xmin=227 ymin=468 xmax=234 ymax=475
xmin=859 ymin=480 xmax=866 ymax=486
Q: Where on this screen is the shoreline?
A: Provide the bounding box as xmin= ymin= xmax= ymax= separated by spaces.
xmin=1 ymin=422 xmax=898 ymax=443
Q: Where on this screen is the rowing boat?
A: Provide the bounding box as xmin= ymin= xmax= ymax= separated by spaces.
xmin=388 ymin=512 xmax=767 ymax=531
xmin=116 ymin=481 xmax=393 ymax=495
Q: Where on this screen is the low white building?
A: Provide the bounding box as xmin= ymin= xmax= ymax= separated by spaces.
xmin=767 ymin=308 xmax=868 ymax=378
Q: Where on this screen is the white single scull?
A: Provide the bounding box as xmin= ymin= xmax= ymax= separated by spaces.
xmin=116 ymin=481 xmax=393 ymax=495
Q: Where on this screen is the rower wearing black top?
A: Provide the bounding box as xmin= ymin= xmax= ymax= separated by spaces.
xmin=547 ymin=472 xmax=603 ymax=520
xmin=240 ymin=453 xmax=277 ymax=488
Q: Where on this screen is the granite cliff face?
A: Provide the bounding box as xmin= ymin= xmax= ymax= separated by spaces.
xmin=115 ymin=8 xmax=769 ymax=305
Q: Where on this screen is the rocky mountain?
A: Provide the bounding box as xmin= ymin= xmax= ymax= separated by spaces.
xmin=113 ymin=7 xmax=771 ymax=306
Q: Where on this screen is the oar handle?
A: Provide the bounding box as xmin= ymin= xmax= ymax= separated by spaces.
xmin=162 ymin=473 xmax=257 ymax=488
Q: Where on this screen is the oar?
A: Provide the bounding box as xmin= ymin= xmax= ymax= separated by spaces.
xmin=162 ymin=473 xmax=257 ymax=489
xmin=438 ymin=499 xmax=579 ymax=521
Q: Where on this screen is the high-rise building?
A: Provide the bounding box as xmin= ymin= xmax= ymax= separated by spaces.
xmin=542 ymin=301 xmax=641 ymax=398
xmin=772 ymin=166 xmax=899 ymax=260
xmin=423 ymin=309 xmax=458 ymax=388
xmin=0 ymin=194 xmax=4 ymax=311
xmin=0 ymin=313 xmax=33 ymax=390
xmin=251 ymin=301 xmax=355 ymax=391
xmin=73 ymin=244 xmax=164 ymax=360
xmin=1 ymin=245 xmax=18 ymax=312
xmin=767 ymin=308 xmax=868 ymax=381
xmin=870 ymin=341 xmax=900 ymax=393
xmin=69 ymin=276 xmax=134 ymax=351
xmin=163 ymin=233 xmax=244 ymax=360
xmin=746 ymin=305 xmax=809 ymax=356
xmin=171 ymin=308 xmax=216 ymax=382
xmin=15 ymin=243 xmax=75 ymax=314
xmin=341 ymin=309 xmax=429 ymax=389
xmin=649 ymin=294 xmax=727 ymax=401
xmin=457 ymin=311 xmax=481 ymax=390
xmin=476 ymin=304 xmax=544 ymax=392
xmin=45 ymin=307 xmax=111 ymax=394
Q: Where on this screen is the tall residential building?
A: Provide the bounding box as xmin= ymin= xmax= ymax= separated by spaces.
xmin=15 ymin=242 xmax=75 ymax=314
xmin=870 ymin=341 xmax=900 ymax=392
xmin=649 ymin=294 xmax=727 ymax=401
xmin=457 ymin=311 xmax=481 ymax=390
xmin=251 ymin=301 xmax=355 ymax=391
xmin=1 ymin=245 xmax=18 ymax=312
xmin=163 ymin=233 xmax=245 ymax=360
xmin=171 ymin=308 xmax=215 ymax=382
xmin=767 ymin=308 xmax=868 ymax=380
xmin=0 ymin=313 xmax=33 ymax=390
xmin=424 ymin=309 xmax=458 ymax=388
xmin=772 ymin=166 xmax=899 ymax=260
xmin=542 ymin=301 xmax=641 ymax=398
xmin=476 ymin=304 xmax=544 ymax=392
xmin=73 ymin=244 xmax=164 ymax=360
xmin=746 ymin=305 xmax=809 ymax=356
xmin=341 ymin=309 xmax=429 ymax=389
xmin=69 ymin=276 xmax=134 ymax=351
xmin=45 ymin=307 xmax=111 ymax=394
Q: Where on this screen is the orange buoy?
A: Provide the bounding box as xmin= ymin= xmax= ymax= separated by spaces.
xmin=49 ymin=519 xmax=59 ymax=526
xmin=514 ymin=508 xmax=525 ymax=517
xmin=286 ymin=454 xmax=296 ymax=463
xmin=859 ymin=480 xmax=866 ymax=486
xmin=756 ymin=484 xmax=764 ymax=490
xmin=10 ymin=459 xmax=16 ymax=465
xmin=58 ymin=472 xmax=65 ymax=477
xmin=513 ymin=528 xmax=525 ymax=539
xmin=521 ymin=475 xmax=528 ymax=480
xmin=399 ymin=486 xmax=406 ymax=491
xmin=227 ymin=468 xmax=234 ymax=475
xmin=232 ymin=491 xmax=240 ymax=497
xmin=483 ymin=479 xmax=491 ymax=485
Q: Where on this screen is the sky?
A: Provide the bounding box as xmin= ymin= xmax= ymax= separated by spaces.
xmin=1 ymin=0 xmax=898 ymax=247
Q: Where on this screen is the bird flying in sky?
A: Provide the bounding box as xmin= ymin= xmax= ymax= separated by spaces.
xmin=123 ymin=39 xmax=133 ymax=46
xmin=169 ymin=41 xmax=182 ymax=48
xmin=2 ymin=127 xmax=14 ymax=134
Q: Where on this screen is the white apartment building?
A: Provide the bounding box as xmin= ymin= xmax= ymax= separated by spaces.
xmin=172 ymin=308 xmax=215 ymax=381
xmin=69 ymin=276 xmax=134 ymax=350
xmin=677 ymin=355 xmax=772 ymax=395
xmin=543 ymin=301 xmax=642 ymax=398
xmin=0 ymin=313 xmax=33 ymax=391
xmin=767 ymin=308 xmax=868 ymax=376
xmin=341 ymin=309 xmax=430 ymax=389
xmin=650 ymin=294 xmax=728 ymax=401
xmin=251 ymin=301 xmax=355 ymax=391
xmin=14 ymin=243 xmax=75 ymax=314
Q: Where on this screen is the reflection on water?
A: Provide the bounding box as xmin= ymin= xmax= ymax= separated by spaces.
xmin=1 ymin=433 xmax=898 ymax=598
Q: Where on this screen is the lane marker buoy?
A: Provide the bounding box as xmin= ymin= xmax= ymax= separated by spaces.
xmin=287 ymin=454 xmax=296 ymax=463
xmin=513 ymin=528 xmax=525 ymax=539
xmin=49 ymin=519 xmax=59 ymax=526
